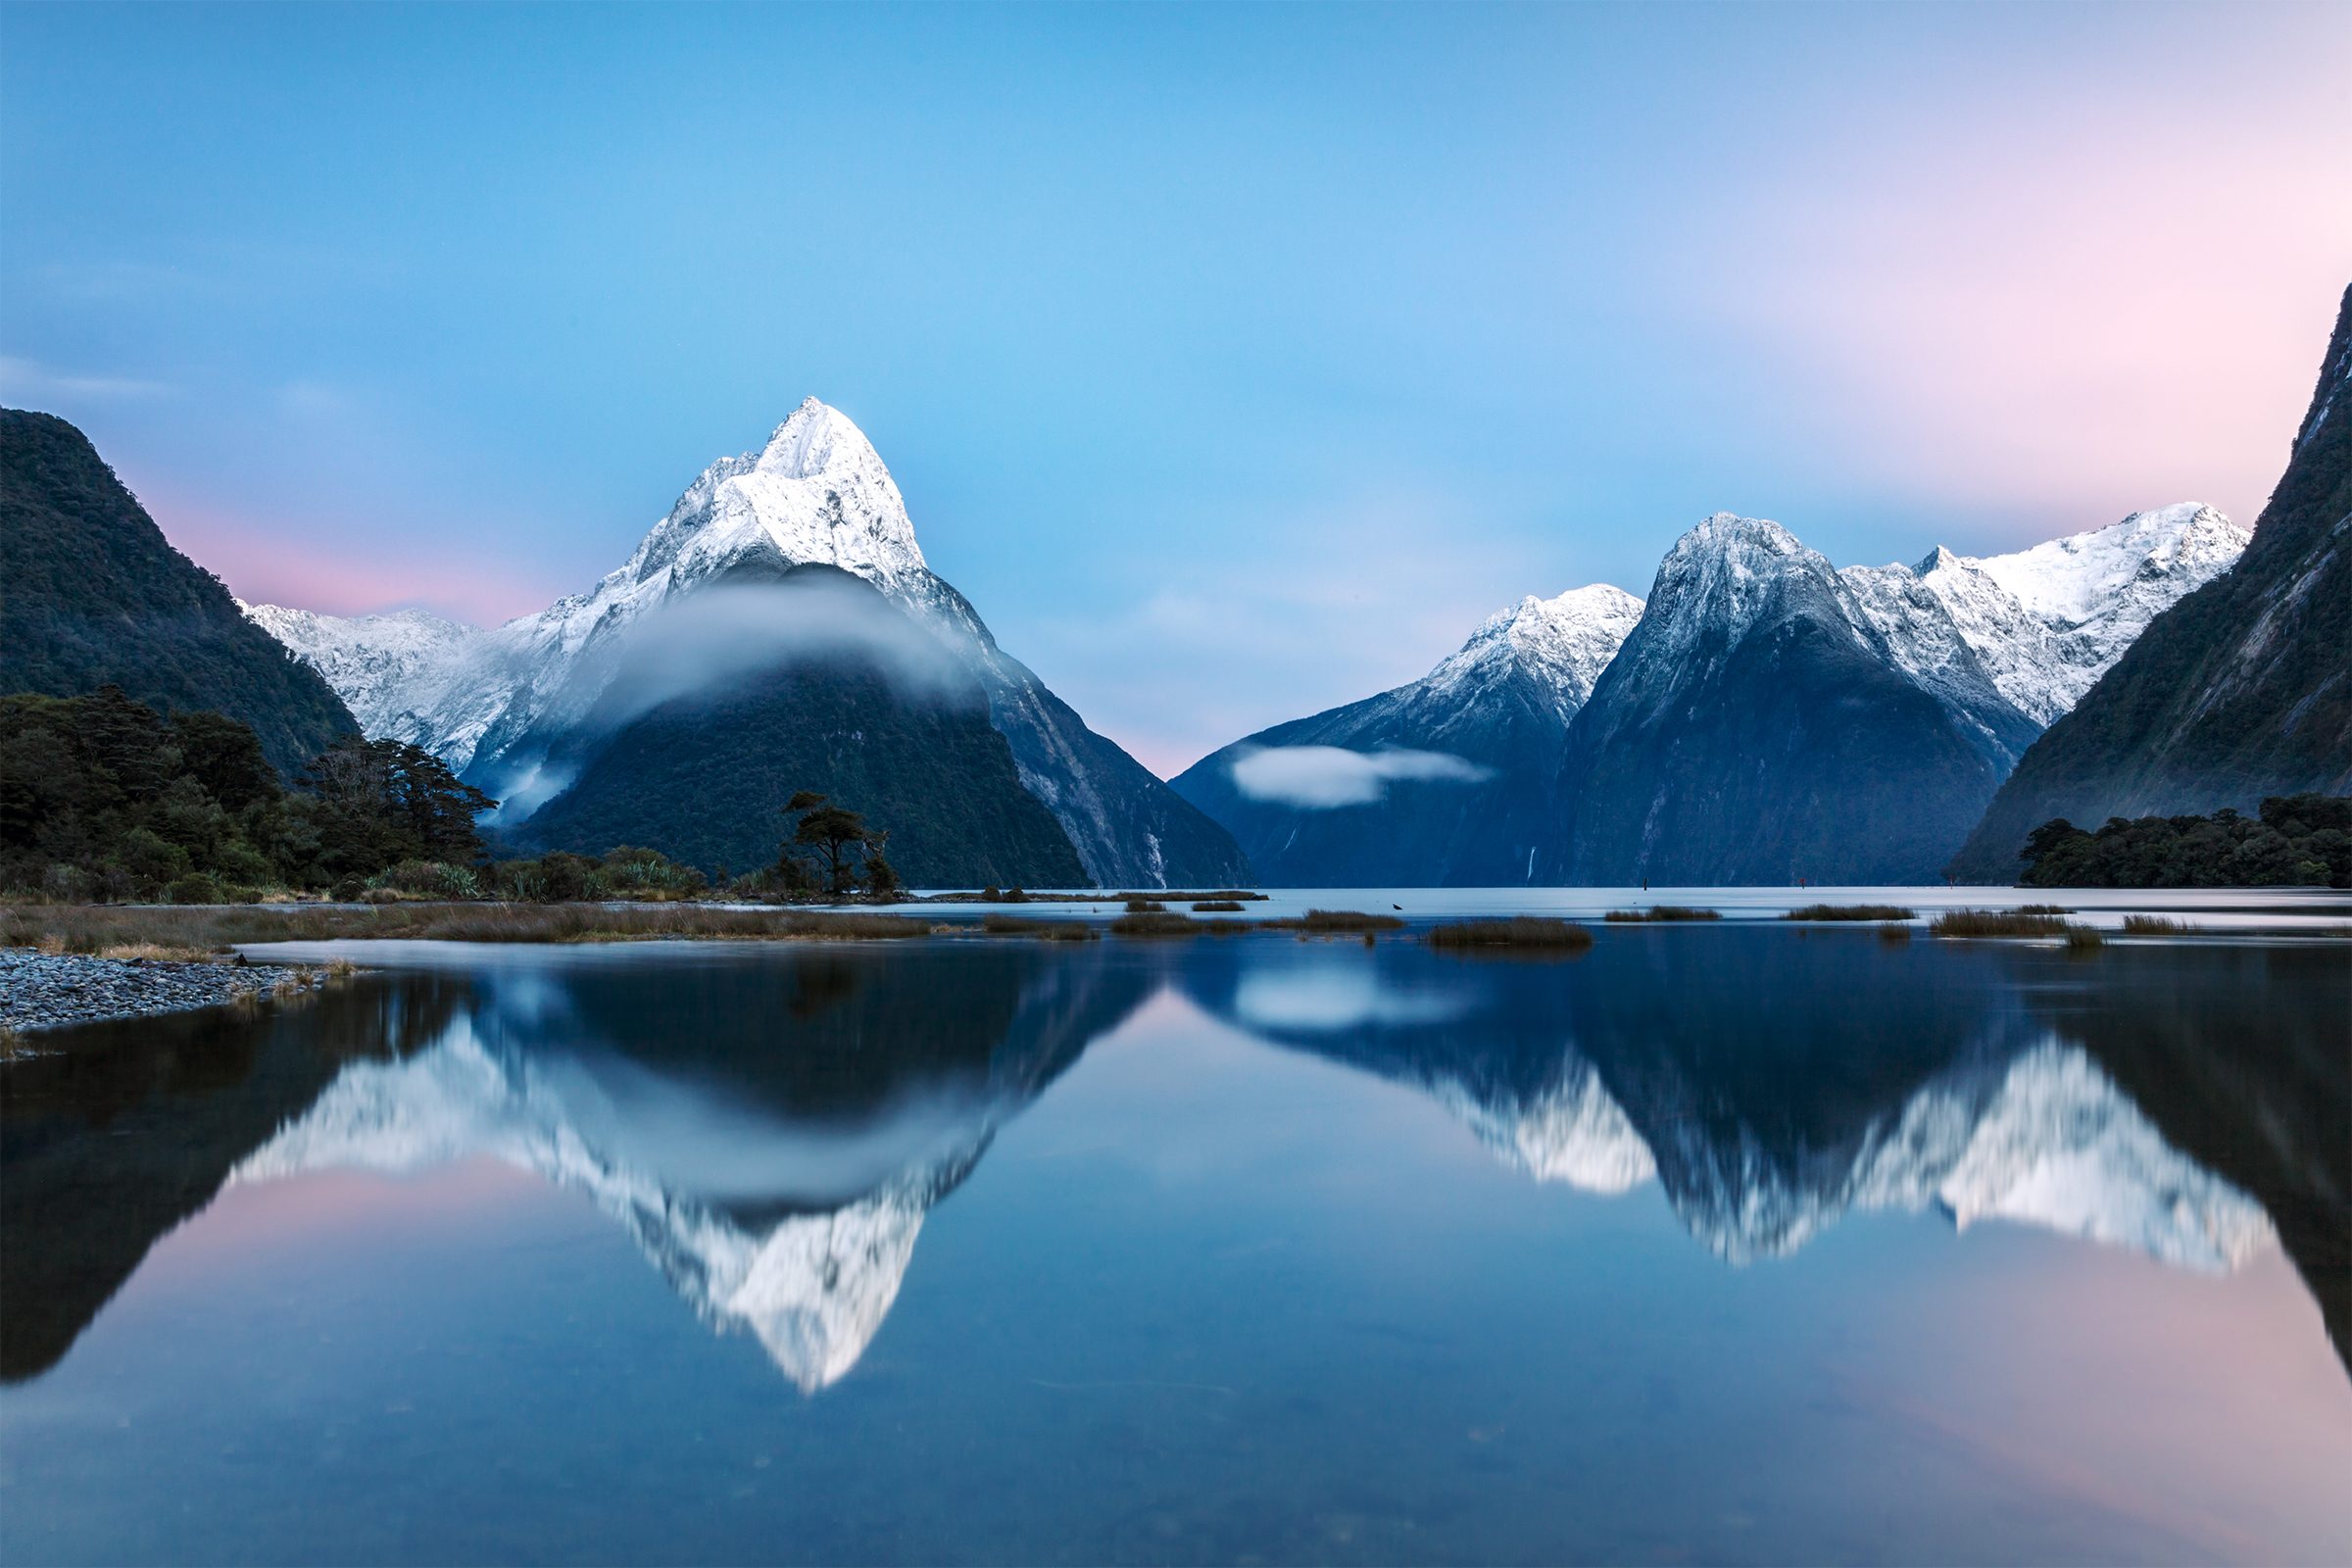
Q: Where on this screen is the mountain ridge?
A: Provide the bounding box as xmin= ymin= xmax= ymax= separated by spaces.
xmin=1 ymin=409 xmax=359 ymax=776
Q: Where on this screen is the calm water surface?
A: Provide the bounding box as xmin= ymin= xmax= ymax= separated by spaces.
xmin=3 ymin=912 xmax=2346 ymax=1565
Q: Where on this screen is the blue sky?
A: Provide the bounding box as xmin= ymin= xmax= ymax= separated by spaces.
xmin=4 ymin=3 xmax=2346 ymax=771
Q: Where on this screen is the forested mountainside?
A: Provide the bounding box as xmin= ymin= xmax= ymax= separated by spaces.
xmin=1 ymin=410 xmax=356 ymax=776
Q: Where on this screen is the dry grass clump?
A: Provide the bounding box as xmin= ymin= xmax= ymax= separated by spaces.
xmin=1929 ymin=908 xmax=2070 ymax=938
xmin=2062 ymin=925 xmax=2106 ymax=952
xmin=1427 ymin=917 xmax=1594 ymax=953
xmin=1109 ymin=910 xmax=1201 ymax=938
xmin=2015 ymin=904 xmax=2074 ymax=915
xmin=96 ymin=942 xmax=222 ymax=963
xmin=1192 ymin=900 xmax=1247 ymax=912
xmin=1265 ymin=908 xmax=1406 ymax=933
xmin=1784 ymin=904 xmax=1916 ymax=922
xmin=1876 ymin=921 xmax=1912 ymax=943
xmin=978 ymin=913 xmax=1099 ymax=941
xmin=1603 ymin=906 xmax=1722 ymax=923
xmin=2120 ymin=915 xmax=2203 ymax=935
xmin=1123 ymin=898 xmax=1168 ymax=913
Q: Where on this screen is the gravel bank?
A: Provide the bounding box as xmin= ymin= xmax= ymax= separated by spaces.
xmin=0 ymin=948 xmax=318 ymax=1038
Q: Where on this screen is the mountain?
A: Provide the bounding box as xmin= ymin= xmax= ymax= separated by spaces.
xmin=514 ymin=566 xmax=1088 ymax=887
xmin=1175 ymin=505 xmax=2235 ymax=887
xmin=1543 ymin=514 xmax=2042 ymax=884
xmin=1170 ymin=586 xmax=1642 ymax=885
xmin=1952 ymin=285 xmax=2352 ymax=880
xmin=1848 ymin=504 xmax=2249 ymax=726
xmin=237 ymin=604 xmax=480 ymax=740
xmin=0 ymin=409 xmax=357 ymax=776
xmin=247 ymin=400 xmax=1246 ymax=887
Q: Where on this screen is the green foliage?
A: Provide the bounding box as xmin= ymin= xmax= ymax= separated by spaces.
xmin=481 ymin=845 xmax=710 ymax=904
xmin=0 ymin=689 xmax=499 ymax=901
xmin=2016 ymin=795 xmax=2352 ymax=888
xmin=0 ymin=408 xmax=357 ymax=776
xmin=780 ymin=792 xmax=895 ymax=895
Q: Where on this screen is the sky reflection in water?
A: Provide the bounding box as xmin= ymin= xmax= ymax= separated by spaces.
xmin=1 ymin=926 xmax=2345 ymax=1565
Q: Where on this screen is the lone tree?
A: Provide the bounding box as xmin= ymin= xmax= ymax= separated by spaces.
xmin=780 ymin=790 xmax=891 ymax=894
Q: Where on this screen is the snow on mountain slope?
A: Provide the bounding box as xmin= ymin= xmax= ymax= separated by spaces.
xmin=244 ymin=399 xmax=1245 ymax=886
xmin=1170 ymin=583 xmax=1642 ymax=884
xmin=1847 ymin=505 xmax=2247 ymax=725
xmin=1415 ymin=585 xmax=1647 ymax=727
xmin=237 ymin=602 xmax=483 ymax=740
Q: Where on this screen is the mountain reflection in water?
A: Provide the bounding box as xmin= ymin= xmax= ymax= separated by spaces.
xmin=2 ymin=929 xmax=2342 ymax=1396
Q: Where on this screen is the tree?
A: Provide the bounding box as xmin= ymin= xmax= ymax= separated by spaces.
xmin=781 ymin=791 xmax=890 ymax=894
xmin=301 ymin=736 xmax=496 ymax=876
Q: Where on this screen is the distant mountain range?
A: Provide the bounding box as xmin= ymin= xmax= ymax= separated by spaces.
xmin=14 ymin=288 xmax=2342 ymax=889
xmin=0 ymin=409 xmax=357 ymax=776
xmin=1951 ymin=283 xmax=2352 ymax=879
xmin=244 ymin=400 xmax=1244 ymax=888
xmin=1179 ymin=504 xmax=2245 ymax=885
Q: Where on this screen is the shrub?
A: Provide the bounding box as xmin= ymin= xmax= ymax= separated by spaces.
xmin=165 ymin=871 xmax=223 ymax=906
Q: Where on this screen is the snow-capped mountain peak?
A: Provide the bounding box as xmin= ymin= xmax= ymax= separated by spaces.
xmin=1971 ymin=503 xmax=2246 ymax=626
xmin=625 ymin=398 xmax=928 ymax=598
xmin=1421 ymin=583 xmax=1645 ymax=721
xmin=1639 ymin=513 xmax=1877 ymax=670
xmin=1876 ymin=503 xmax=2247 ymax=724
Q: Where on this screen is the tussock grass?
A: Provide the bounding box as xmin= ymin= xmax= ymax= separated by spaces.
xmin=1876 ymin=921 xmax=1913 ymax=943
xmin=1123 ymin=898 xmax=1168 ymax=913
xmin=1264 ymin=908 xmax=1406 ymax=933
xmin=2120 ymin=915 xmax=2202 ymax=935
xmin=1109 ymin=910 xmax=1201 ymax=938
xmin=2062 ymin=925 xmax=2106 ymax=952
xmin=1784 ymin=904 xmax=1916 ymax=922
xmin=1191 ymin=901 xmax=1247 ymax=912
xmin=1603 ymin=906 xmax=1722 ymax=923
xmin=1428 ymin=917 xmax=1594 ymax=953
xmin=2015 ymin=904 xmax=2074 ymax=914
xmin=1929 ymin=908 xmax=2070 ymax=938
xmin=0 ymin=903 xmax=935 ymax=955
xmin=978 ymin=913 xmax=1099 ymax=941
xmin=96 ymin=942 xmax=223 ymax=963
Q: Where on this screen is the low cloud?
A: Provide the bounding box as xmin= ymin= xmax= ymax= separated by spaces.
xmin=1228 ymin=744 xmax=1493 ymax=808
xmin=587 ymin=575 xmax=968 ymax=733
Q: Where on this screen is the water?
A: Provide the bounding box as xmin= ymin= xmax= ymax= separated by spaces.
xmin=3 ymin=909 xmax=2347 ymax=1564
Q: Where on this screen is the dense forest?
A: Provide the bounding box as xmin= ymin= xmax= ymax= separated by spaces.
xmin=0 ymin=688 xmax=910 ymax=904
xmin=2016 ymin=795 xmax=2352 ymax=888
xmin=0 ymin=409 xmax=359 ymax=776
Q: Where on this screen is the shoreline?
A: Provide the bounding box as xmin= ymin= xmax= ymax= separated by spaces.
xmin=0 ymin=948 xmax=334 ymax=1043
